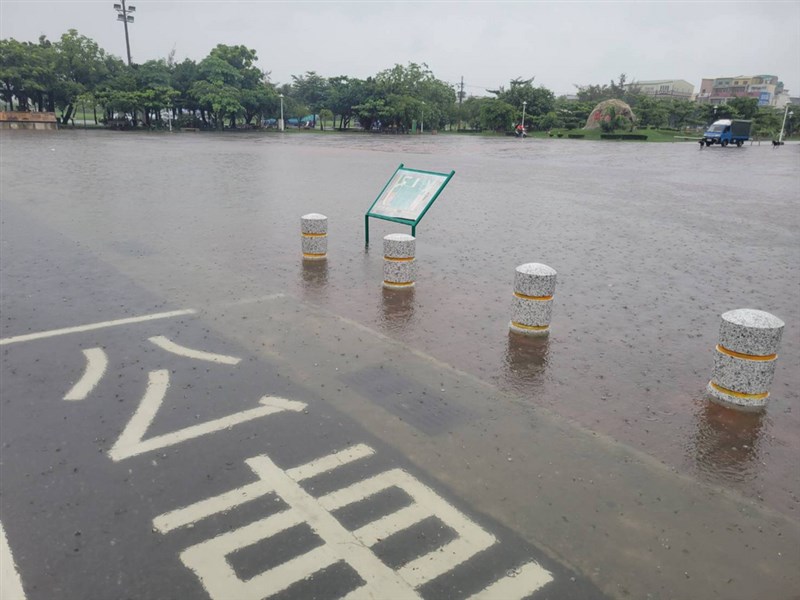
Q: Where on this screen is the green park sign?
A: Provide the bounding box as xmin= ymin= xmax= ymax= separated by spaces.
xmin=365 ymin=164 xmax=455 ymax=246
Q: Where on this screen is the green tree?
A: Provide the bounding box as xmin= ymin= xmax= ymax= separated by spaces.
xmin=191 ymin=79 xmax=241 ymax=130
xmin=479 ymin=99 xmax=515 ymax=132
xmin=319 ymin=108 xmax=333 ymax=130
xmin=726 ymin=96 xmax=759 ymax=119
xmin=753 ymin=106 xmax=783 ymax=138
xmin=53 ymin=30 xmax=113 ymax=124
xmin=327 ymin=76 xmax=364 ymax=129
xmin=292 ymin=71 xmax=329 ymax=125
xmin=488 ymin=78 xmax=555 ymax=129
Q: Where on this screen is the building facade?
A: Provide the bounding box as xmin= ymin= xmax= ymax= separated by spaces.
xmin=625 ymin=79 xmax=694 ymax=99
xmin=696 ymin=75 xmax=786 ymax=106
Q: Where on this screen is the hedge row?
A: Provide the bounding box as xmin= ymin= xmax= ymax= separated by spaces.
xmin=599 ymin=134 xmax=649 ymax=140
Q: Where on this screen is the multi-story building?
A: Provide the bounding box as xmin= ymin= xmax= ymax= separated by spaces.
xmin=696 ymin=75 xmax=786 ymax=106
xmin=624 ymin=79 xmax=694 ymax=99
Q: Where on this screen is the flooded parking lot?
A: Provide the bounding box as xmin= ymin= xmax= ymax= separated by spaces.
xmin=2 ymin=130 xmax=798 ymax=520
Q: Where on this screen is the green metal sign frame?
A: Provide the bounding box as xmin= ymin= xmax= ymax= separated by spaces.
xmin=364 ymin=164 xmax=455 ymax=246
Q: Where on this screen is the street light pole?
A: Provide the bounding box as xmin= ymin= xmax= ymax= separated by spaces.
xmin=279 ymin=94 xmax=284 ymax=131
xmin=778 ymin=103 xmax=793 ymax=143
xmin=113 ymin=0 xmax=135 ymax=66
xmin=521 ymin=100 xmax=527 ymax=130
xmin=420 ymin=102 xmax=425 ymax=134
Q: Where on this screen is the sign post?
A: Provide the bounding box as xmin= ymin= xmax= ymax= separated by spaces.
xmin=365 ymin=164 xmax=454 ymax=246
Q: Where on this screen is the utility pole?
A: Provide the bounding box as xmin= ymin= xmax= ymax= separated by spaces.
xmin=113 ymin=1 xmax=135 ymax=66
xmin=458 ymin=76 xmax=465 ymax=131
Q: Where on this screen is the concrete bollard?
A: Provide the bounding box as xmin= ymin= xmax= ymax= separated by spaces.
xmin=509 ymin=263 xmax=557 ymax=336
xmin=707 ymin=308 xmax=784 ymax=411
xmin=383 ymin=233 xmax=416 ymax=289
xmin=301 ymin=213 xmax=328 ymax=260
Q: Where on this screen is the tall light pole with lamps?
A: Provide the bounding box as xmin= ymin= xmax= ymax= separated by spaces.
xmin=420 ymin=101 xmax=425 ymax=134
xmin=279 ymin=94 xmax=284 ymax=131
xmin=112 ymin=1 xmax=135 ymax=66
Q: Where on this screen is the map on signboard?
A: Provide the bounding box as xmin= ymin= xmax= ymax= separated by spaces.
xmin=369 ymin=169 xmax=450 ymax=221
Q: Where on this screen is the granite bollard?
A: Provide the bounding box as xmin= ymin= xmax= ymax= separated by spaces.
xmin=707 ymin=308 xmax=784 ymax=411
xmin=383 ymin=233 xmax=416 ymax=289
xmin=509 ymin=263 xmax=557 ymax=336
xmin=301 ymin=213 xmax=327 ymax=260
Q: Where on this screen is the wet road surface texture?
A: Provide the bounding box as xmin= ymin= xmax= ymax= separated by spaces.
xmin=1 ymin=131 xmax=799 ymax=599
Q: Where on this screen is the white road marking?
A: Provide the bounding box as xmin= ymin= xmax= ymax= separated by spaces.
xmin=154 ymin=444 xmax=375 ymax=534
xmin=0 ymin=309 xmax=197 ymax=346
xmin=63 ymin=348 xmax=108 ymax=401
xmin=219 ymin=293 xmax=287 ymax=307
xmin=314 ymin=468 xmax=496 ymax=588
xmin=148 ymin=336 xmax=241 ymax=365
xmin=0 ymin=521 xmax=26 ymax=600
xmin=155 ymin=445 xmax=554 ymax=599
xmin=174 ymin=453 xmax=423 ymax=600
xmin=286 ymin=443 xmax=375 ymax=482
xmin=108 ymin=369 xmax=306 ymax=461
xmin=352 ymin=503 xmax=431 ymax=547
xmin=153 ymin=480 xmax=276 ymax=534
xmin=465 ymin=561 xmax=553 ymax=600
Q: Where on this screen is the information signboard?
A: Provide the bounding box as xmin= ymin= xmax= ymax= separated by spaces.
xmin=365 ymin=164 xmax=454 ymax=245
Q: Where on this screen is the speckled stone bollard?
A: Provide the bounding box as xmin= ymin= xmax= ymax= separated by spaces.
xmin=383 ymin=234 xmax=416 ymax=289
xmin=301 ymin=213 xmax=327 ymax=260
xmin=509 ymin=263 xmax=557 ymax=336
xmin=707 ymin=309 xmax=785 ymax=411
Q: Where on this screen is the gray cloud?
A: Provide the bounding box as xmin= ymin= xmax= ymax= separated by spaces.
xmin=2 ymin=1 xmax=798 ymax=96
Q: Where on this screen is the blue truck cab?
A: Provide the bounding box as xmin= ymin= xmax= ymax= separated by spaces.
xmin=700 ymin=119 xmax=752 ymax=147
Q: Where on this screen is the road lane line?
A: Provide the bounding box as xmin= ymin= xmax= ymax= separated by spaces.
xmin=148 ymin=336 xmax=241 ymax=365
xmin=0 ymin=309 xmax=197 ymax=346
xmin=63 ymin=348 xmax=108 ymax=401
xmin=0 ymin=521 xmax=26 ymax=600
xmin=286 ymin=444 xmax=375 ymax=482
xmin=465 ymin=561 xmax=553 ymax=600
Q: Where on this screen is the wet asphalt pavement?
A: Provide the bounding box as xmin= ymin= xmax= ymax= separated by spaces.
xmin=1 ymin=130 xmax=799 ymax=599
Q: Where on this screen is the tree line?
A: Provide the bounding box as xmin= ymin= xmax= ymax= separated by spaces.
xmin=0 ymin=31 xmax=794 ymax=137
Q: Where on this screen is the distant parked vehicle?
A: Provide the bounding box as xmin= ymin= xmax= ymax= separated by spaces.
xmin=700 ymin=119 xmax=752 ymax=147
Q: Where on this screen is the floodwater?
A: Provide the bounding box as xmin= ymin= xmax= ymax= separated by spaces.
xmin=2 ymin=130 xmax=799 ymax=516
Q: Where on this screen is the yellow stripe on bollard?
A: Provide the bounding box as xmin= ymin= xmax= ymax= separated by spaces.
xmin=715 ymin=344 xmax=777 ymax=361
xmin=708 ymin=381 xmax=769 ymax=400
xmin=384 ymin=256 xmax=414 ymax=262
xmin=513 ymin=292 xmax=554 ymax=301
xmin=510 ymin=322 xmax=549 ymax=331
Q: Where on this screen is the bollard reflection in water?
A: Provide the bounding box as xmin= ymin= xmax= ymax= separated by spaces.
xmin=300 ymin=258 xmax=329 ymax=299
xmin=502 ymin=330 xmax=550 ymax=392
xmin=379 ymin=286 xmax=416 ymax=332
xmin=691 ymin=399 xmax=765 ymax=484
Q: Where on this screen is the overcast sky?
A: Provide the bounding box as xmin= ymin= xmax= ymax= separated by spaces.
xmin=2 ymin=1 xmax=798 ymax=97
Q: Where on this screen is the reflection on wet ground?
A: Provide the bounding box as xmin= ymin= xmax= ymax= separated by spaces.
xmin=300 ymin=257 xmax=329 ymax=299
xmin=502 ymin=331 xmax=550 ymax=391
xmin=689 ymin=398 xmax=766 ymax=485
xmin=2 ymin=131 xmax=797 ymax=516
xmin=379 ymin=286 xmax=417 ymax=333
